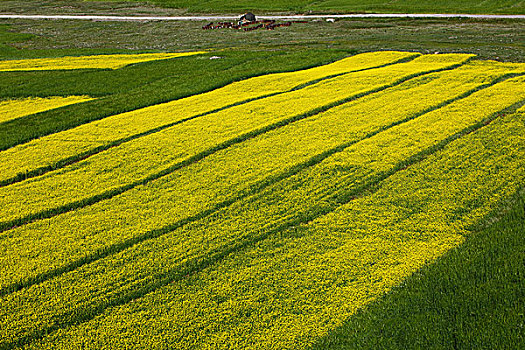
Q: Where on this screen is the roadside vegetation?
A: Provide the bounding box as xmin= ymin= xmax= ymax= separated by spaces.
xmin=85 ymin=0 xmax=525 ymax=15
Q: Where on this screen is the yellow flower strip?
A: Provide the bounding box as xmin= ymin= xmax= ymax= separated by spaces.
xmin=0 ymin=51 xmax=416 ymax=184
xmin=0 ymin=54 xmax=469 ymax=224
xmin=18 ymin=87 xmax=525 ymax=350
xmin=1 ymin=74 xmax=523 ymax=346
xmin=0 ymin=96 xmax=94 ymax=124
xmin=0 ymin=52 xmax=206 ymax=71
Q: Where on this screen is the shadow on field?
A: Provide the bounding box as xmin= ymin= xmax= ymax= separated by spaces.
xmin=311 ymin=188 xmax=525 ymax=350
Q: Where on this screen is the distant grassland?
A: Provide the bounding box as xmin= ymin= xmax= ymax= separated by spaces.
xmin=109 ymin=0 xmax=525 ymax=14
xmin=0 ymin=50 xmax=524 ymax=349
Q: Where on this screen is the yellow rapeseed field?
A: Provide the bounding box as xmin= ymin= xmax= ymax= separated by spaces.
xmin=0 ymin=96 xmax=93 ymax=123
xmin=1 ymin=51 xmax=524 ymax=350
xmin=0 ymin=51 xmax=414 ymax=184
xmin=0 ymin=53 xmax=472 ymax=223
xmin=0 ymin=52 xmax=205 ymax=71
xmin=18 ymin=104 xmax=525 ymax=350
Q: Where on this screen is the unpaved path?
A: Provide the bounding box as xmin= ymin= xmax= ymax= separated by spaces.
xmin=0 ymin=14 xmax=524 ymax=21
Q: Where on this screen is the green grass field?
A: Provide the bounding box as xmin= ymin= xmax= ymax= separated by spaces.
xmin=93 ymin=0 xmax=525 ymax=15
xmin=0 ymin=2 xmax=524 ymax=349
xmin=2 ymin=0 xmax=524 ymax=15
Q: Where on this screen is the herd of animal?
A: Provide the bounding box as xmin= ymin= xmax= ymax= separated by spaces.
xmin=202 ymin=20 xmax=308 ymax=31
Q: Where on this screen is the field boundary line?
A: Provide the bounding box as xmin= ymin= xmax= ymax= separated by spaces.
xmin=1 ymin=66 xmax=514 ymax=300
xmin=0 ymin=54 xmax=418 ymax=187
xmin=0 ymin=60 xmax=466 ymax=234
xmin=5 ymin=96 xmax=524 ymax=350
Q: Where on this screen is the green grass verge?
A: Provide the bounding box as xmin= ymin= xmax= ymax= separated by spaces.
xmin=96 ymin=0 xmax=525 ymax=15
xmin=1 ymin=0 xmax=524 ymax=15
xmin=0 ymin=23 xmax=137 ymax=59
xmin=312 ymin=189 xmax=525 ymax=349
xmin=0 ymin=24 xmax=32 ymax=57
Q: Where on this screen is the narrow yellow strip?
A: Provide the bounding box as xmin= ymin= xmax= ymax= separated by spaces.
xmin=0 ymin=52 xmax=205 ymax=71
xmin=0 ymin=96 xmax=94 ymax=124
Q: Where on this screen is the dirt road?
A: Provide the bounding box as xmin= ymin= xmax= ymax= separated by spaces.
xmin=0 ymin=14 xmax=524 ymax=21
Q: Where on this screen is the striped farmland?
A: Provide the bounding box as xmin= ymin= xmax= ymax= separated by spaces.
xmin=0 ymin=51 xmax=523 ymax=350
